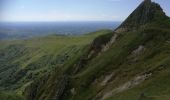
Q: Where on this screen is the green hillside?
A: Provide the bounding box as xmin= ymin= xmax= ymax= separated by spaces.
xmin=1 ymin=0 xmax=170 ymax=100
xmin=0 ymin=30 xmax=112 ymax=99
xmin=24 ymin=0 xmax=170 ymax=100
xmin=42 ymin=21 xmax=170 ymax=100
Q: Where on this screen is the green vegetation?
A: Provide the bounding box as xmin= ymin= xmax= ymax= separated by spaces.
xmin=1 ymin=0 xmax=170 ymax=100
xmin=0 ymin=30 xmax=112 ymax=99
xmin=26 ymin=18 xmax=170 ymax=100
xmin=0 ymin=91 xmax=23 ymax=100
xmin=65 ymin=21 xmax=170 ymax=100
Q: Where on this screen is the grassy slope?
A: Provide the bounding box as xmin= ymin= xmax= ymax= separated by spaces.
xmin=0 ymin=29 xmax=112 ymax=99
xmin=57 ymin=18 xmax=170 ymax=100
xmin=28 ymin=18 xmax=170 ymax=100
xmin=1 ymin=19 xmax=170 ymax=100
xmin=106 ymin=19 xmax=170 ymax=100
xmin=22 ymin=18 xmax=170 ymax=100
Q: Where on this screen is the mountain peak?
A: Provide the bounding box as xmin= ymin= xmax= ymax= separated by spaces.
xmin=144 ymin=0 xmax=151 ymax=3
xmin=115 ymin=0 xmax=167 ymax=33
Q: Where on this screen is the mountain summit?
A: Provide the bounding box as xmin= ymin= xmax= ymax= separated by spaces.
xmin=115 ymin=0 xmax=167 ymax=33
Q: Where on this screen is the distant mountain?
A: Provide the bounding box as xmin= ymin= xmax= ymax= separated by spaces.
xmin=0 ymin=0 xmax=170 ymax=100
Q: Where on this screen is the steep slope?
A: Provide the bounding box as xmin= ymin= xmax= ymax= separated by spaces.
xmin=1 ymin=0 xmax=170 ymax=100
xmin=0 ymin=30 xmax=112 ymax=100
xmin=115 ymin=0 xmax=168 ymax=33
xmin=25 ymin=0 xmax=170 ymax=100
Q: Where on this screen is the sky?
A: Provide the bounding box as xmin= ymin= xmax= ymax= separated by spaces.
xmin=0 ymin=0 xmax=170 ymax=22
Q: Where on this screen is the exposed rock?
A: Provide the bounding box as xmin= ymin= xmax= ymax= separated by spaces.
xmin=70 ymin=88 xmax=76 ymax=95
xmin=114 ymin=28 xmax=127 ymax=33
xmin=101 ymin=34 xmax=118 ymax=52
xmin=100 ymin=73 xmax=152 ymax=100
xmin=166 ymin=39 xmax=170 ymax=43
xmin=127 ymin=45 xmax=146 ymax=62
xmin=132 ymin=45 xmax=145 ymax=56
xmin=87 ymin=50 xmax=95 ymax=59
xmin=100 ymin=73 xmax=114 ymax=86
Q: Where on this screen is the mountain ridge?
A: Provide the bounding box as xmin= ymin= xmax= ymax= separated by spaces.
xmin=0 ymin=0 xmax=170 ymax=100
xmin=22 ymin=1 xmax=170 ymax=100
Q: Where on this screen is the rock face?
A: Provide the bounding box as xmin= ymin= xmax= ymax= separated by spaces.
xmin=115 ymin=0 xmax=167 ymax=33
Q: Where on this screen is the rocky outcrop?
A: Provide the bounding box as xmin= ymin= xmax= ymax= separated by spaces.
xmin=99 ymin=73 xmax=152 ymax=100
xmin=73 ymin=32 xmax=114 ymax=74
xmin=101 ymin=33 xmax=118 ymax=52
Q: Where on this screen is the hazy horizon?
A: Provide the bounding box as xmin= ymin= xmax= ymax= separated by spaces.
xmin=0 ymin=0 xmax=170 ymax=22
xmin=0 ymin=21 xmax=120 ymax=40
